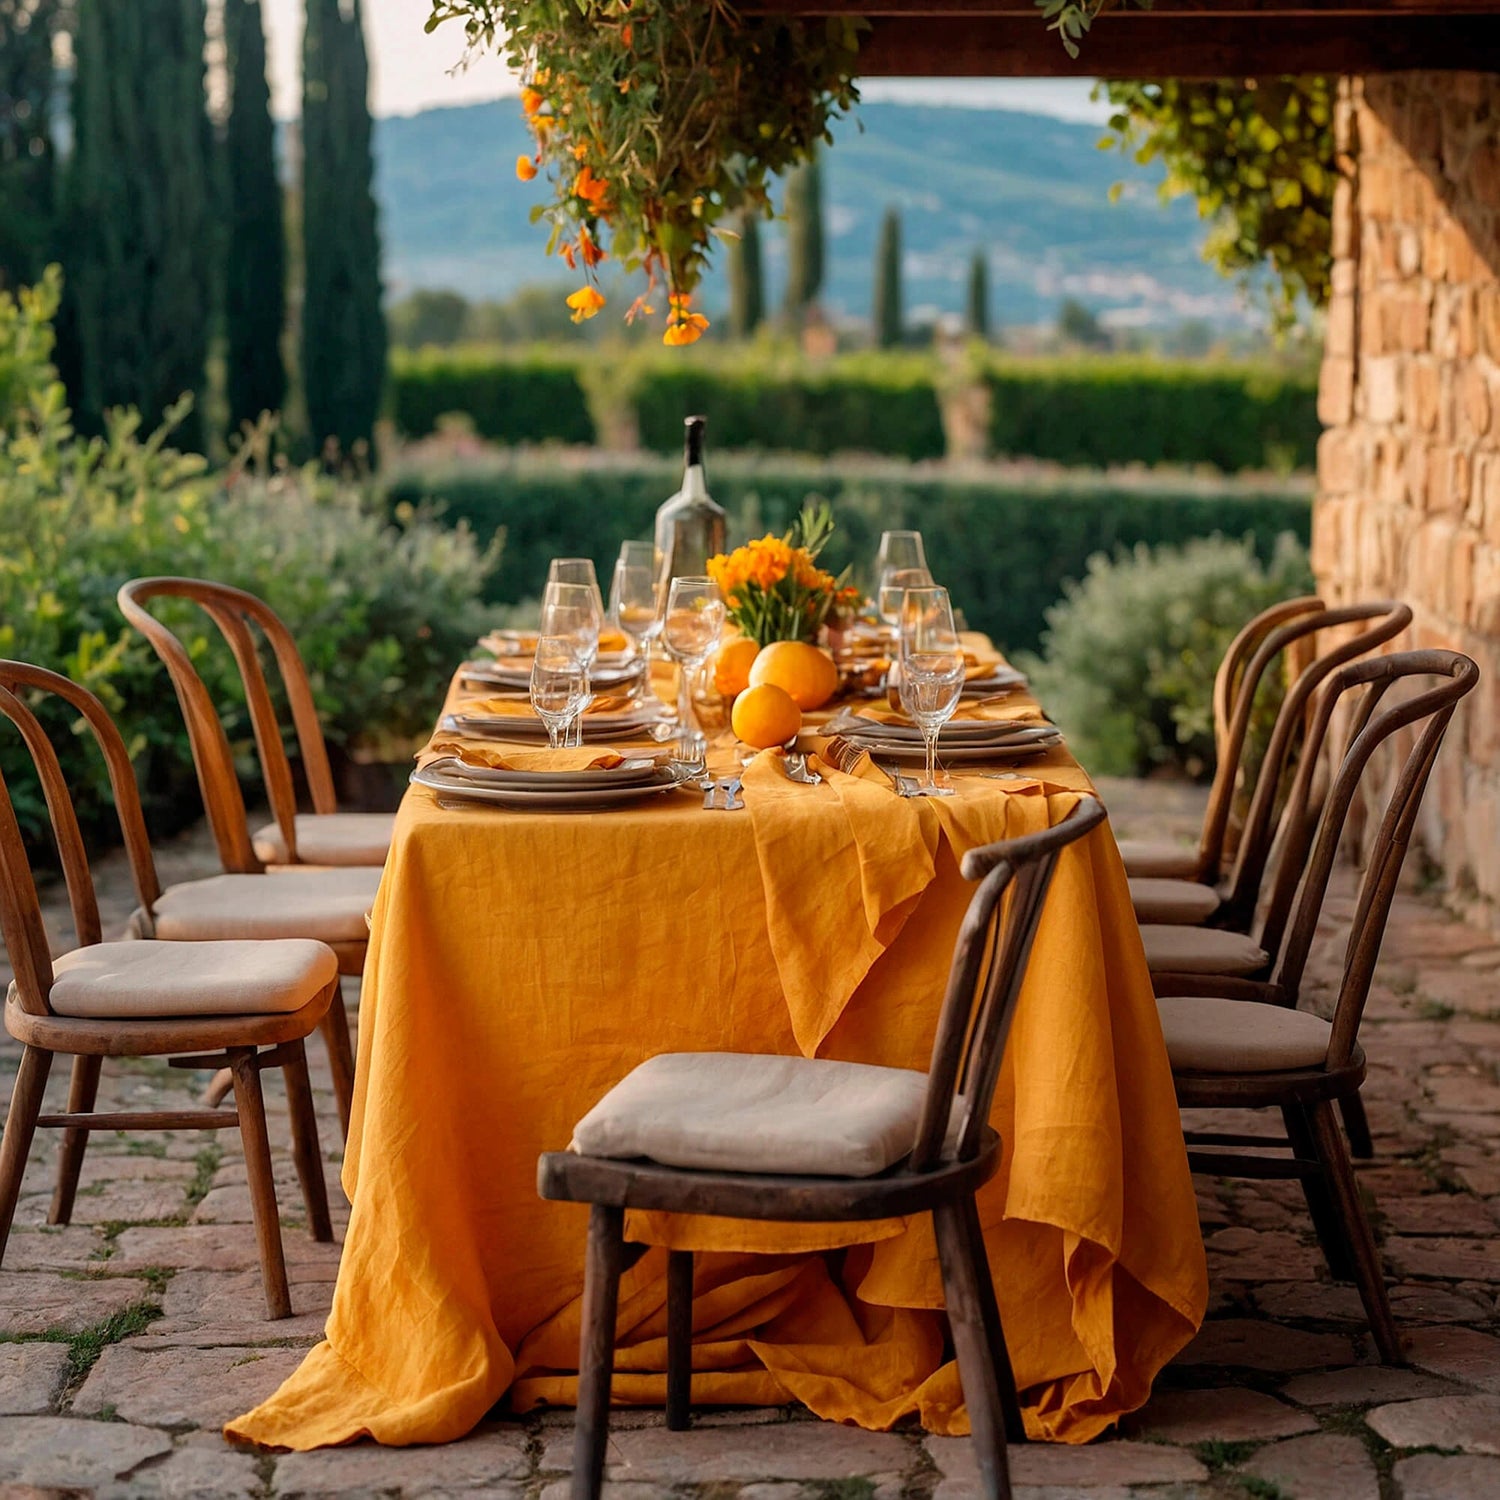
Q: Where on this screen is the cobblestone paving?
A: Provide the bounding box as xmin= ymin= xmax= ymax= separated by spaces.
xmin=2 ymin=782 xmax=1498 ymax=1498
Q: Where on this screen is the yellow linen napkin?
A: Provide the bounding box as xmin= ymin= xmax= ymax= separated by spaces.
xmin=455 ymin=692 xmax=639 ymax=718
xmin=416 ymin=739 xmax=629 ymax=773
xmin=739 ymin=747 xmax=938 ymax=1057
xmin=849 ymin=701 xmax=1046 ymax=728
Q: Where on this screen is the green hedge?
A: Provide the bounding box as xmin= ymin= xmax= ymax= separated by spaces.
xmin=387 ymin=455 xmax=1312 ymax=656
xmin=983 ymin=357 xmax=1319 ymax=472
xmin=386 ymin=346 xmax=1320 ymax=473
xmin=388 ymin=345 xmax=594 ymax=446
xmin=629 ymin=353 xmax=947 ymax=461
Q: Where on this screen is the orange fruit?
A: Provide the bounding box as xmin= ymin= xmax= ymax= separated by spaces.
xmin=748 ymin=640 xmax=840 ymax=711
xmin=714 ymin=637 xmax=760 ymax=698
xmin=731 ymin=683 xmax=802 ymax=749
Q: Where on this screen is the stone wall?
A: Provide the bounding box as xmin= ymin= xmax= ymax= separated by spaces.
xmin=1315 ymin=72 xmax=1500 ymax=927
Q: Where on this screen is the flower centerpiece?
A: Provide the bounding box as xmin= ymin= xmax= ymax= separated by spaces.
xmin=707 ymin=503 xmax=860 ymax=649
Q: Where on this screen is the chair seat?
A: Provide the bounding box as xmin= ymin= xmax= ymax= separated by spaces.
xmin=252 ymin=812 xmax=394 ymax=868
xmin=1158 ymin=996 xmax=1332 ymax=1073
xmin=1142 ymin=923 xmax=1269 ymax=976
xmin=19 ymin=939 xmax=339 ymax=1020
xmin=1130 ymin=877 xmax=1222 ymax=926
xmin=570 ymin=1052 xmax=935 ymax=1179
xmin=1118 ymin=838 xmax=1200 ymax=880
xmin=146 ymin=868 xmax=382 ymax=944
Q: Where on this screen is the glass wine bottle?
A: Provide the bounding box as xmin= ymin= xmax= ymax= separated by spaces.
xmin=654 ymin=415 xmax=727 ymax=583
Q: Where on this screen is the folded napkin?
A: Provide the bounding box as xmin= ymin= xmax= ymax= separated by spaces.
xmin=455 ymin=692 xmax=639 ymax=718
xmin=417 ymin=738 xmax=629 ymax=773
xmin=845 ymin=701 xmax=1047 ymax=729
xmin=478 ymin=628 xmax=631 ymax=658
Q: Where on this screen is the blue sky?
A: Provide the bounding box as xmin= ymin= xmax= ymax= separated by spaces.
xmin=260 ymin=0 xmax=1108 ymax=123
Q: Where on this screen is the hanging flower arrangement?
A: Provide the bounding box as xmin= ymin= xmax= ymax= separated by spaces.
xmin=427 ymin=0 xmax=863 ymax=345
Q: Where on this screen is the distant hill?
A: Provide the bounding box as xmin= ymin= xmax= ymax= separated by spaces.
xmin=373 ymin=98 xmax=1246 ymax=330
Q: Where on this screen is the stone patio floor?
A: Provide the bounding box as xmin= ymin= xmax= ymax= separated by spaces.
xmin=2 ymin=778 xmax=1499 ymax=1499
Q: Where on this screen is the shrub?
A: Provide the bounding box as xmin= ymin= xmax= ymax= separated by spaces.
xmin=388 ymin=344 xmax=594 ymax=446
xmin=1025 ymin=533 xmax=1316 ymax=779
xmin=983 ymin=356 xmax=1319 ymax=473
xmin=384 ymin=452 xmax=1312 ymax=657
xmin=0 ymin=269 xmax=496 ymax=852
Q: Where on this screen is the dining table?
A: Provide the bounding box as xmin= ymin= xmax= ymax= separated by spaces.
xmin=227 ymin=637 xmax=1208 ymax=1451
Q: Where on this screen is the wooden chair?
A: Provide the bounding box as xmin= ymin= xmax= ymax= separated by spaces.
xmin=1131 ymin=599 xmax=1411 ymax=943
xmin=116 ymin=576 xmax=393 ymax=872
xmin=0 ymin=665 xmax=342 ymax=1318
xmin=1118 ymin=596 xmax=1325 ymax=882
xmin=539 ymin=796 xmax=1109 ymax=1500
xmin=1154 ymin=649 xmax=1478 ymax=1363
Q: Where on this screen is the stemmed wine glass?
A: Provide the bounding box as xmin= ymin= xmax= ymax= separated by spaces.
xmin=661 ymin=576 xmax=725 ymax=759
xmin=877 ymin=565 xmax=935 ymax=629
xmin=611 ymin=540 xmax=663 ymax=704
xmin=547 ymin=557 xmax=605 ymax=606
xmin=541 ymin=581 xmax=602 ymax=746
xmin=529 ymin=636 xmax=588 ymax=750
xmin=898 ymin=585 xmax=965 ymax=798
xmin=874 ymin=530 xmax=927 ymax=582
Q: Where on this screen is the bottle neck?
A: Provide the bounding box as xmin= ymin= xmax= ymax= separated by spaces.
xmin=679 ymin=462 xmax=709 ymax=503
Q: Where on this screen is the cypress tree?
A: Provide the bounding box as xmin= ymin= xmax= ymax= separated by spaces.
xmin=727 ymin=210 xmax=764 ymax=340
xmin=873 ymin=206 xmax=902 ymax=349
xmin=224 ymin=0 xmax=286 ymax=434
xmin=0 ymin=0 xmax=60 ymax=291
xmin=966 ymin=249 xmax=989 ymax=341
xmin=782 ymin=150 xmax=824 ymax=319
xmin=302 ymin=0 xmax=386 ymax=464
xmin=62 ymin=0 xmax=212 ymax=447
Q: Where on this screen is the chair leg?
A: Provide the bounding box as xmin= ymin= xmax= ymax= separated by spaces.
xmin=228 ymin=1048 xmax=292 ymax=1320
xmin=283 ymin=1041 xmax=333 ymax=1243
xmin=0 ymin=1047 xmax=53 ymax=1268
xmin=202 ymin=1067 xmax=233 ymax=1109
xmin=573 ymin=1203 xmax=625 ymax=1500
xmin=1340 ymin=1093 xmax=1375 ymax=1160
xmin=1281 ymin=1103 xmax=1356 ymax=1282
xmin=959 ymin=1194 xmax=1026 ymax=1445
xmin=934 ymin=1199 xmax=1014 ymax=1500
xmin=666 ymin=1248 xmax=694 ymax=1431
xmin=1307 ymin=1098 xmax=1402 ymax=1365
xmin=318 ymin=986 xmax=356 ymax=1141
xmin=49 ymin=1054 xmax=101 ymax=1226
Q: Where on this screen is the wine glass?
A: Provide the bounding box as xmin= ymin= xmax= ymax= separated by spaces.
xmin=530 ymin=636 xmax=588 ymax=750
xmin=898 ymin=585 xmax=965 ymax=798
xmin=877 ymin=565 xmax=935 ymax=629
xmin=611 ymin=541 xmax=663 ymax=703
xmin=874 ymin=530 xmax=927 ymax=583
xmin=547 ymin=557 xmax=605 ymax=608
xmin=661 ymin=576 xmax=726 ymax=759
xmin=541 ymin=581 xmax=602 ymax=746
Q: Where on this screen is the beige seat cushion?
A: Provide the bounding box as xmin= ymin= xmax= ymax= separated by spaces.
xmin=35 ymin=939 xmax=339 ymax=1020
xmin=571 ymin=1052 xmax=935 ymax=1178
xmin=1158 ymin=996 xmax=1332 ymax=1073
xmin=252 ymin=812 xmax=394 ymax=868
xmin=149 ymin=868 xmax=382 ymax=944
xmin=1130 ymin=877 xmax=1222 ymax=926
xmin=1118 ymin=838 xmax=1200 ymax=880
xmin=1142 ymin=924 xmax=1269 ymax=976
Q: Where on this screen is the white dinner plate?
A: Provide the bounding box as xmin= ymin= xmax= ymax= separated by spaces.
xmin=440 ymin=709 xmax=664 ymax=741
xmin=835 ymin=733 xmax=1064 ymax=764
xmin=430 ymin=755 xmax=669 ymax=791
xmin=827 ymin=712 xmax=1046 ymax=745
xmin=412 ymin=760 xmax=698 ymax=809
xmin=462 ymin=656 xmax=639 ymax=689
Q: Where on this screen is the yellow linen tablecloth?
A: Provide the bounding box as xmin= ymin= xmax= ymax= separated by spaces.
xmin=228 ymin=663 xmax=1206 ymax=1450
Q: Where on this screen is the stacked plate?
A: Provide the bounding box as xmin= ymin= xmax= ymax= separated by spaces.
xmin=962 ymin=663 xmax=1029 ymax=697
xmin=822 ymin=708 xmax=1063 ymax=764
xmin=440 ymin=702 xmax=665 ymax=742
xmin=413 ymin=755 xmax=697 ymax=810
xmin=460 ymin=655 xmax=643 ymax=693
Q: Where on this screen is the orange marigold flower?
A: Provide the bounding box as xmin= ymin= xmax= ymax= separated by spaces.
xmin=579 ymin=228 xmax=607 ymax=267
xmin=560 ymin=241 xmax=578 ymax=269
xmin=574 ymin=166 xmax=609 ymax=208
xmin=622 ymin=22 xmax=633 ymax=46
xmin=663 ymin=311 xmax=710 ymax=346
xmin=521 ymin=86 xmax=545 ymax=116
xmin=515 ymin=154 xmax=538 ymax=182
xmin=566 ymin=286 xmax=606 ymax=323
xmin=572 ymin=142 xmax=589 ymax=161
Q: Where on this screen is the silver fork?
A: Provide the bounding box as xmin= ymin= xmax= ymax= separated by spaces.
xmin=702 ymin=775 xmax=745 ymax=810
xmin=875 ymin=760 xmax=919 ymax=797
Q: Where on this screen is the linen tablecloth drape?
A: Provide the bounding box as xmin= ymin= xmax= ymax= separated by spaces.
xmin=228 ymin=677 xmax=1207 ymax=1450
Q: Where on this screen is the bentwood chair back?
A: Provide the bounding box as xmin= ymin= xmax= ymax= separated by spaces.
xmin=0 ymin=663 xmax=341 ymax=1318
xmin=1159 ymin=650 xmax=1478 ymax=1361
xmin=539 ymin=796 xmax=1109 ymax=1500
xmin=116 ymin=576 xmax=390 ymax=871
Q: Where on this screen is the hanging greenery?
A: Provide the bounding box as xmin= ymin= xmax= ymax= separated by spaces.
xmin=424 ymin=0 xmax=1131 ymax=345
